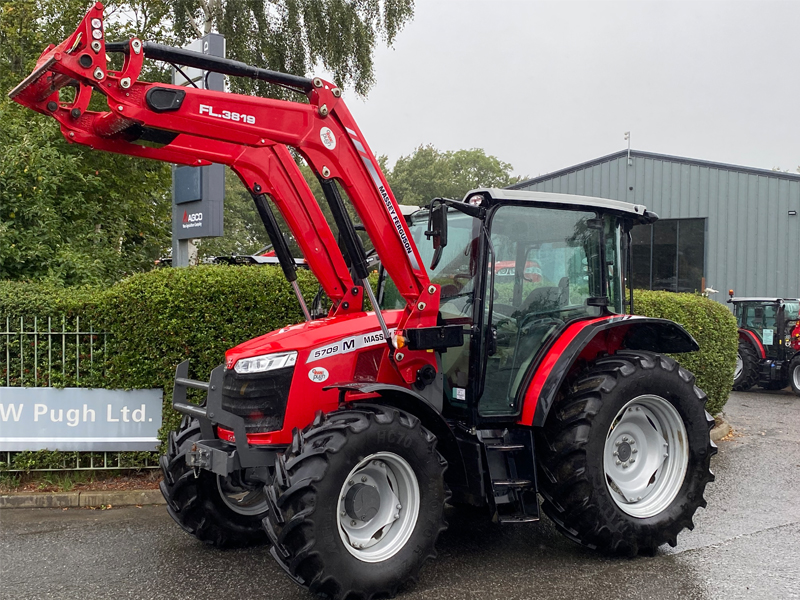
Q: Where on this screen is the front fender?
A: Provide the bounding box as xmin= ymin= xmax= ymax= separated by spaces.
xmin=738 ymin=328 xmax=766 ymax=359
xmin=323 ymin=382 xmax=468 ymax=490
xmin=518 ymin=315 xmax=698 ymax=427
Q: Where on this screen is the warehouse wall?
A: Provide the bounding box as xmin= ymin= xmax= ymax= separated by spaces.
xmin=513 ymin=151 xmax=800 ymax=300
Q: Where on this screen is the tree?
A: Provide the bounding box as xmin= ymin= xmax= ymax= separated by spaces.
xmin=0 ymin=1 xmax=172 ymax=285
xmin=0 ymin=0 xmax=415 ymax=283
xmin=171 ymin=0 xmax=414 ymax=97
xmin=386 ymin=145 xmax=526 ymax=207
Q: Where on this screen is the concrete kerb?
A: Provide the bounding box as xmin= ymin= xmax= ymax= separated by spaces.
xmin=710 ymin=413 xmax=732 ymax=442
xmin=0 ymin=489 xmax=165 ymax=509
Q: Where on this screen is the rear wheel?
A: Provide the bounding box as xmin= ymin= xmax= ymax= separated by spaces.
xmin=264 ymin=405 xmax=447 ymax=600
xmin=790 ymin=356 xmax=800 ymax=396
xmin=159 ymin=417 xmax=269 ymax=548
xmin=733 ymin=340 xmax=758 ymax=391
xmin=536 ymin=351 xmax=716 ymax=555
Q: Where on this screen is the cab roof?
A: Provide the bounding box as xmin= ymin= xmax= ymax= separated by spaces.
xmin=729 ymin=297 xmax=800 ymax=303
xmin=468 ymin=188 xmax=654 ymax=221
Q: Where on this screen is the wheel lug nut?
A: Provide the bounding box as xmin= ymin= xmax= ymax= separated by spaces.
xmin=361 ymin=476 xmax=367 ymax=482
xmin=632 ymin=449 xmax=638 ymax=454
xmin=348 ymin=480 xmax=354 ymax=486
xmin=629 ymin=440 xmax=635 ymax=445
xmin=351 ymin=520 xmax=356 ymax=526
xmin=616 ymin=460 xmax=622 ymax=465
xmin=341 ymin=511 xmax=346 ymax=516
xmin=615 ymin=441 xmax=621 ymax=446
xmin=623 ymin=436 xmax=629 ymax=442
xmin=630 ymin=458 xmax=636 ymax=464
xmin=622 ymin=463 xmax=629 ymax=469
xmin=396 ymin=504 xmax=402 ymax=510
xmin=613 ymin=451 xmax=618 ymax=457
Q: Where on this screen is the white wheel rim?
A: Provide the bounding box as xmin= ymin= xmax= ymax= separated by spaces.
xmin=604 ymin=395 xmax=689 ymax=518
xmin=216 ymin=475 xmax=268 ymax=516
xmin=337 ymin=452 xmax=420 ymax=563
xmin=793 ymin=364 xmax=800 ymax=390
xmin=734 ymin=353 xmax=743 ymax=380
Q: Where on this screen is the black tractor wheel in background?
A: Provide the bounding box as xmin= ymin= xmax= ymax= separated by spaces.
xmin=733 ymin=339 xmax=759 ymax=391
xmin=536 ymin=351 xmax=716 ymax=556
xmin=160 ymin=417 xmax=269 ymax=548
xmin=790 ymin=356 xmax=800 ymax=397
xmin=264 ymin=405 xmax=448 ymax=600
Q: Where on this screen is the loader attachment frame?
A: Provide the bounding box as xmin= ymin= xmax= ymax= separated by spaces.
xmin=9 ymin=2 xmax=442 ymax=383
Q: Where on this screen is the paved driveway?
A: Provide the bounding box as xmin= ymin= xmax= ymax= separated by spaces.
xmin=1 ymin=390 xmax=799 ymax=600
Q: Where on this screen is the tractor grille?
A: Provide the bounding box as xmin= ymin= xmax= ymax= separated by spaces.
xmin=221 ymin=366 xmax=294 ymax=433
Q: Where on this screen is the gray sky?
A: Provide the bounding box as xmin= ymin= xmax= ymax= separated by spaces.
xmin=342 ymin=0 xmax=800 ymax=180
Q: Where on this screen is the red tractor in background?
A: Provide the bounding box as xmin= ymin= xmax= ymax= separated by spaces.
xmin=10 ymin=6 xmax=716 ymax=599
xmin=729 ymin=291 xmax=800 ymax=395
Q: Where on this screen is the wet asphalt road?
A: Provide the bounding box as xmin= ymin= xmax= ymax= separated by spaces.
xmin=2 ymin=390 xmax=799 ymax=600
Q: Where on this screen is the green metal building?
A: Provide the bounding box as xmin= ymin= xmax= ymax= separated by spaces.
xmin=510 ymin=150 xmax=800 ymax=300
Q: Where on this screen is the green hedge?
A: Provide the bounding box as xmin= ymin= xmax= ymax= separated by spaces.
xmin=633 ymin=290 xmax=737 ymax=415
xmin=0 ymin=266 xmax=318 ymax=451
xmin=1 ymin=276 xmax=735 ymax=472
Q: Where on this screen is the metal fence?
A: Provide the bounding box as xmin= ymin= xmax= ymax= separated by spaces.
xmin=1 ymin=316 xmax=159 ymax=472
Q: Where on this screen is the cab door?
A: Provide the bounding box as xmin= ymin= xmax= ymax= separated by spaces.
xmin=478 ymin=205 xmax=612 ymax=417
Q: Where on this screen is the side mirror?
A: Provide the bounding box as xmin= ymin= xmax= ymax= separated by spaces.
xmin=426 ymin=202 xmax=448 ymax=270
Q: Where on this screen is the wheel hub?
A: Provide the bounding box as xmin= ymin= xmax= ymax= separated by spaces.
xmin=345 ymin=483 xmax=381 ymax=522
xmin=337 ymin=452 xmax=420 ymax=563
xmin=616 ymin=441 xmax=632 ymax=462
xmin=604 ymin=395 xmax=689 ymax=518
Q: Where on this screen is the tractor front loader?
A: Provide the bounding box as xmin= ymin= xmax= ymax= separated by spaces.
xmin=10 ymin=5 xmax=717 ymax=598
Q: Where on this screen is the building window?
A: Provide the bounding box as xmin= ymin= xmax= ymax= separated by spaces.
xmin=631 ymin=219 xmax=705 ymax=293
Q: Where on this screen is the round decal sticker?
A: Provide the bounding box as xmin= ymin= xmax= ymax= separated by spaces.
xmin=320 ymin=127 xmax=337 ymax=150
xmin=308 ymin=366 xmax=330 ymax=383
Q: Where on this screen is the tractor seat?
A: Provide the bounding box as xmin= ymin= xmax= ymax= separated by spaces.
xmin=518 ymin=277 xmax=569 ymax=315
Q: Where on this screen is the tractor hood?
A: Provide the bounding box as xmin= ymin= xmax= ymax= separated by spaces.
xmin=224 ymin=310 xmax=404 ymax=370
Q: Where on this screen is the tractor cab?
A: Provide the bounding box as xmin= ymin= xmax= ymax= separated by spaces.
xmin=380 ymin=189 xmax=649 ymax=422
xmin=729 ymin=292 xmax=800 ymax=391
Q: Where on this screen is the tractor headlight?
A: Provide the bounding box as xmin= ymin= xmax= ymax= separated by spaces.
xmin=233 ymin=351 xmax=297 ymax=374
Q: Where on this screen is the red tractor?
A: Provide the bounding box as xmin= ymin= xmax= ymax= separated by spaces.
xmin=728 ymin=291 xmax=800 ymax=395
xmin=10 ymin=6 xmax=716 ymax=598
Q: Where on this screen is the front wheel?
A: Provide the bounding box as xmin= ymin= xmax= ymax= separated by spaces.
xmin=159 ymin=417 xmax=270 ymax=548
xmin=536 ymin=351 xmax=716 ymax=555
xmin=264 ymin=405 xmax=447 ymax=600
xmin=790 ymin=356 xmax=800 ymax=396
xmin=733 ymin=340 xmax=759 ymax=391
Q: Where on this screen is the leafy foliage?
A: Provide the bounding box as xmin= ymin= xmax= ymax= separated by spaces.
xmin=386 ymin=145 xmax=525 ymax=207
xmin=634 ymin=290 xmax=738 ymax=415
xmin=0 ymin=266 xmax=318 ymax=444
xmin=1 ymin=1 xmax=173 ymax=285
xmin=171 ymin=0 xmax=414 ymax=96
xmin=1 ymin=0 xmax=415 ymax=284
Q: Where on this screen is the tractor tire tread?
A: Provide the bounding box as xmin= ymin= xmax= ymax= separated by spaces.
xmin=264 ymin=404 xmax=447 ymax=600
xmin=159 ymin=419 xmax=268 ymax=548
xmin=536 ymin=350 xmax=716 ymax=556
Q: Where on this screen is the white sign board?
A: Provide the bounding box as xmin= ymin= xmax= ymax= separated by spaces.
xmin=0 ymin=388 xmax=162 ymax=451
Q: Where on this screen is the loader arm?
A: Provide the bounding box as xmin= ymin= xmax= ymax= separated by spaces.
xmin=9 ymin=3 xmax=441 ymax=381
